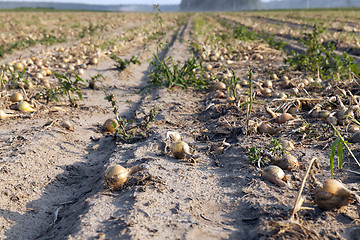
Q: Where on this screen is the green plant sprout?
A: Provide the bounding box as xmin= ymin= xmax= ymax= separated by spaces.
xmin=55 ymin=73 xmax=85 ymax=106
xmin=110 ymin=54 xmax=141 ymax=71
xmin=248 ymin=146 xmax=264 ymax=168
xmin=245 ymin=68 xmax=254 ymax=134
xmin=148 ymin=53 xmax=207 ymax=90
xmin=225 ymin=70 xmax=238 ymax=101
xmin=87 ymin=73 xmax=104 ymax=89
xmin=329 ymin=123 xmax=360 ymax=178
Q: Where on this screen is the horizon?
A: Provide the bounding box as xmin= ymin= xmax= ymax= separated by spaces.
xmin=0 ymin=0 xmax=182 ymax=5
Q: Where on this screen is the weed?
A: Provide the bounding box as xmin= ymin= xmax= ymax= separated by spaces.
xmin=7 ymin=64 xmax=26 ymax=89
xmin=269 ymin=137 xmax=287 ymax=157
xmin=330 ymin=124 xmax=360 ymax=178
xmin=35 ymin=87 xmax=61 ymax=104
xmin=87 ymin=73 xmax=104 ymax=89
xmin=284 ymin=24 xmax=360 ymax=80
xmin=330 ymin=137 xmax=344 ymax=179
xmin=233 ymin=24 xmax=258 ymax=41
xmin=153 ymin=4 xmax=163 ymax=32
xmin=110 ymin=54 xmax=141 ymax=71
xmin=103 ymin=89 xmax=159 ymax=142
xmin=248 ymin=146 xmax=265 ymax=167
xmin=39 ymin=34 xmax=66 ymax=46
xmin=78 ymin=21 xmax=99 ymax=38
xmin=0 ymin=70 xmax=6 ymax=90
xmin=148 ymin=52 xmax=207 ymax=90
xmin=140 ymin=106 xmax=160 ymax=130
xmin=263 ymin=34 xmax=286 ymax=50
xmin=103 ymin=91 xmax=120 ymax=116
xmin=55 ymin=73 xmax=85 ymax=106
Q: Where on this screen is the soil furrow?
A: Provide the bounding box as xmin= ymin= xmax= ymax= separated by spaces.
xmin=0 ymin=17 xmax=183 ymax=240
xmin=217 ymin=15 xmax=360 ymax=65
xmin=33 ymin=22 xmax=188 ymax=239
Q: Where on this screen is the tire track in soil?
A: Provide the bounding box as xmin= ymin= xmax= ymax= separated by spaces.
xmin=217 ymin=15 xmax=360 ymax=65
xmin=0 ymin=18 xmax=184 ymax=240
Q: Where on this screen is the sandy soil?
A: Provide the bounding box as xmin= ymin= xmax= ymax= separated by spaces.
xmin=0 ymin=14 xmax=359 ymax=240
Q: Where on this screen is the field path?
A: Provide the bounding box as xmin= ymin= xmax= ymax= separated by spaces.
xmin=1 ymin=12 xmax=360 ymax=240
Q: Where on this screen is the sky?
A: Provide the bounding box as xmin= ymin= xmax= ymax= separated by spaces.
xmin=0 ymin=0 xmax=182 ymax=4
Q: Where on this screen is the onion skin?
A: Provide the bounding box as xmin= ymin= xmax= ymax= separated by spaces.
xmin=104 ymin=164 xmax=142 ymax=190
xmin=172 ymin=141 xmax=190 ymax=159
xmin=314 ymin=179 xmax=355 ymax=211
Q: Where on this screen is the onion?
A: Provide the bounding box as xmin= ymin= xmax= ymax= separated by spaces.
xmin=103 ymin=118 xmax=119 ymax=133
xmin=14 ymin=62 xmax=24 ymax=72
xmin=213 ymin=145 xmax=224 ymax=154
xmin=90 ymin=57 xmax=98 ymax=65
xmin=349 ymin=132 xmax=360 ymax=143
xmin=258 ymin=86 xmax=272 ymax=96
xmin=258 ymin=122 xmax=283 ymax=135
xmin=326 ymin=116 xmax=337 ymax=125
xmin=214 ymin=91 xmax=226 ymax=98
xmin=45 ymin=68 xmax=52 ymax=76
xmin=34 ymin=59 xmax=42 ymax=67
xmin=172 ymin=141 xmax=190 ymax=159
xmin=280 ymin=79 xmax=292 ymax=88
xmin=201 ymin=52 xmax=207 ymax=60
xmin=274 ymin=154 xmax=299 ymax=171
xmin=262 ymin=165 xmax=287 ymax=187
xmin=61 ymin=120 xmax=74 ymax=131
xmin=280 ymin=139 xmax=295 ymax=151
xmin=263 ymin=80 xmax=273 ymax=88
xmin=77 ymin=69 xmax=85 ymax=75
xmin=310 ymin=109 xmax=320 ymax=118
xmin=205 ymin=64 xmax=212 ymax=71
xmin=319 ymin=110 xmax=330 ymax=119
xmin=68 ymin=64 xmax=75 ymax=72
xmin=210 ymin=55 xmax=218 ymax=61
xmin=10 ymin=92 xmax=23 ymax=102
xmin=34 ymin=72 xmax=44 ymax=80
xmin=348 ymin=125 xmax=360 ymax=133
xmin=270 ymin=73 xmax=279 ymax=80
xmin=104 ymin=163 xmax=148 ymax=190
xmin=17 ymin=101 xmax=36 ymax=112
xmin=278 ymin=113 xmax=295 ymax=124
xmin=228 ymin=96 xmax=236 ymax=102
xmin=314 ymin=179 xmax=356 ymax=210
xmin=210 ymin=81 xmax=226 ymax=91
xmin=240 ymin=80 xmax=249 ymax=86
